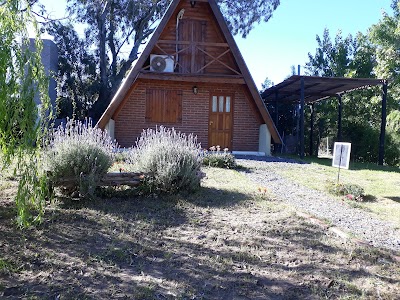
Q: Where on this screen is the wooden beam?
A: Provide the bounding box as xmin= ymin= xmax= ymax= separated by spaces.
xmin=53 ymin=172 xmax=144 ymax=188
xmin=196 ymin=47 xmax=240 ymax=75
xmin=153 ymin=43 xmax=190 ymax=73
xmin=157 ymin=40 xmax=229 ymax=47
xmin=138 ymin=72 xmax=245 ymax=84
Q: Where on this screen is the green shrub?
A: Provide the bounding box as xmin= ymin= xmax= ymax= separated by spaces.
xmin=326 ymin=181 xmax=365 ymax=201
xmin=128 ymin=126 xmax=203 ymax=194
xmin=203 ymin=146 xmax=236 ymax=169
xmin=342 ymin=122 xmax=400 ymax=166
xmin=44 ymin=119 xmax=117 ymax=197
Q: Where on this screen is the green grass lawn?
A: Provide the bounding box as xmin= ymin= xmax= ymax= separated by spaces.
xmin=275 ymin=155 xmax=400 ymax=228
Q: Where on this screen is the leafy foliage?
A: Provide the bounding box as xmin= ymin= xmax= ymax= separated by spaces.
xmin=301 ymin=26 xmax=400 ymax=165
xmin=0 ymin=0 xmax=52 ymax=227
xmin=306 ymin=28 xmax=354 ymax=78
xmin=45 ymin=21 xmax=99 ymax=119
xmin=128 ymin=126 xmax=203 ymax=194
xmin=45 ymin=119 xmax=117 ymax=197
xmin=304 ymin=29 xmax=357 ymax=151
xmin=217 ymin=0 xmax=280 ymax=38
xmin=326 ymin=181 xmax=365 ymax=201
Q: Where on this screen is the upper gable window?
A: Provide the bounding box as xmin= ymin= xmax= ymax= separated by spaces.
xmin=145 ymin=89 xmax=182 ymax=123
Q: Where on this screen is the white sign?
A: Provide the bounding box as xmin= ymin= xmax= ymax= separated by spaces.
xmin=332 ymin=142 xmax=351 ymax=169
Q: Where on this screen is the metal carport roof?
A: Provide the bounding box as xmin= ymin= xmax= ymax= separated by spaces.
xmin=261 ymin=75 xmax=384 ymax=104
xmin=260 ymin=75 xmax=388 ymax=165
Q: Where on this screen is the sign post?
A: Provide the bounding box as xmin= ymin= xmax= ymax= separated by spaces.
xmin=332 ymin=142 xmax=351 ymax=184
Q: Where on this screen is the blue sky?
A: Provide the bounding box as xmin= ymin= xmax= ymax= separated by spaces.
xmin=37 ymin=0 xmax=393 ymax=88
xmin=236 ymin=0 xmax=393 ymax=88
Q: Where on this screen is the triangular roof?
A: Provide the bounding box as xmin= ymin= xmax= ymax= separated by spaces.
xmin=97 ymin=0 xmax=281 ymax=144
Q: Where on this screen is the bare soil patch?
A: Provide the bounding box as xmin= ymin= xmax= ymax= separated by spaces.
xmin=0 ymin=167 xmax=399 ymax=299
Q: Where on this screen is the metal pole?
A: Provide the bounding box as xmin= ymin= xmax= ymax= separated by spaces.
xmin=275 ymin=90 xmax=279 ymax=132
xmin=300 ymin=77 xmax=305 ymax=158
xmin=274 ymin=90 xmax=280 ymax=153
xmin=337 ymin=94 xmax=343 ymax=142
xmin=327 ymin=137 xmax=329 ymax=156
xmin=337 ymin=145 xmax=343 ymax=185
xmin=309 ymin=103 xmax=315 ymax=156
xmin=378 ymin=80 xmax=388 ymax=165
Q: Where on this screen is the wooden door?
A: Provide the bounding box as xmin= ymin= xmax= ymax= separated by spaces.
xmin=178 ymin=19 xmax=206 ymax=73
xmin=208 ymin=94 xmax=233 ymax=149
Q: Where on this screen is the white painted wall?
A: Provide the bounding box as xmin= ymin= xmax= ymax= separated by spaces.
xmin=258 ymin=124 xmax=271 ymax=156
xmin=105 ymin=119 xmax=115 ymax=140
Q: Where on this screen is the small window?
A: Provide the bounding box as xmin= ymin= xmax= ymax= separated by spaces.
xmin=226 ymin=96 xmax=231 ymax=113
xmin=212 ymin=96 xmax=218 ymax=112
xmin=219 ymin=96 xmax=224 ymax=112
xmin=146 ymin=89 xmax=182 ymax=123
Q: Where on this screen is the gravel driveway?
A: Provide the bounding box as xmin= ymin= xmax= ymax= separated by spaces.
xmin=236 ymin=156 xmax=400 ymax=253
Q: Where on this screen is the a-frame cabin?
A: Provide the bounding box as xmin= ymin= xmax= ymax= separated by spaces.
xmin=97 ymin=0 xmax=281 ymax=155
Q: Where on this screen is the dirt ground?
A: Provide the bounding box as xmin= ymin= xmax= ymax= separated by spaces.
xmin=0 ymin=167 xmax=399 ymax=299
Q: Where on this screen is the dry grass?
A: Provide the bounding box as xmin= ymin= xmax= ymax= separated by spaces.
xmin=273 ymin=156 xmax=400 ymax=228
xmin=0 ymin=166 xmax=399 ymax=299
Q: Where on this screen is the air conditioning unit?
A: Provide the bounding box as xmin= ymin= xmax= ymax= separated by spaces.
xmin=150 ymin=54 xmax=174 ymax=72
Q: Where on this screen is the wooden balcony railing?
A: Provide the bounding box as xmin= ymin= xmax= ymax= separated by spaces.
xmin=142 ymin=40 xmax=241 ymax=75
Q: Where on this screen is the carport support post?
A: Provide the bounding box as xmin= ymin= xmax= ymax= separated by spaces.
xmin=300 ymin=77 xmax=305 ymax=158
xmin=337 ymin=94 xmax=343 ymax=142
xmin=378 ymin=80 xmax=388 ymax=165
xmin=309 ymin=103 xmax=315 ymax=156
xmin=275 ymin=90 xmax=279 ymax=132
xmin=274 ymin=91 xmax=280 ymax=152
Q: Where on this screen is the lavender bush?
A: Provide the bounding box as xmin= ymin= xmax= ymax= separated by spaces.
xmin=128 ymin=126 xmax=203 ymax=194
xmin=44 ymin=119 xmax=117 ymax=197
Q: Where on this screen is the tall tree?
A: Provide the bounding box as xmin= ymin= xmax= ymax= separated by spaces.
xmin=47 ymin=0 xmax=280 ymax=121
xmin=370 ymin=1 xmax=400 ymax=110
xmin=305 ymin=29 xmax=355 ymax=153
xmin=369 ymin=0 xmax=400 ymax=165
xmin=305 ymin=28 xmax=354 ymax=77
xmin=46 ymin=21 xmax=99 ymax=119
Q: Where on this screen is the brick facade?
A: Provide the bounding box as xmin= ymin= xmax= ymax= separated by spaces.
xmin=113 ymin=79 xmax=263 ymax=151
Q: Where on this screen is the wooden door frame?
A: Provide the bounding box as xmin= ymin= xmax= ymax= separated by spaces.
xmin=208 ymin=91 xmax=234 ymax=150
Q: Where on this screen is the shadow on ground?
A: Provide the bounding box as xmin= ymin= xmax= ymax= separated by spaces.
xmin=235 ymin=155 xmax=309 ymax=165
xmin=387 ymin=196 xmax=400 ymax=203
xmin=0 ymin=184 xmax=398 ymax=299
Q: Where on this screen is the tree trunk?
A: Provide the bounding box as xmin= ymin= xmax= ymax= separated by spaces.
xmin=90 ymin=3 xmax=156 ymax=122
xmin=91 ymin=1 xmax=111 ymax=123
